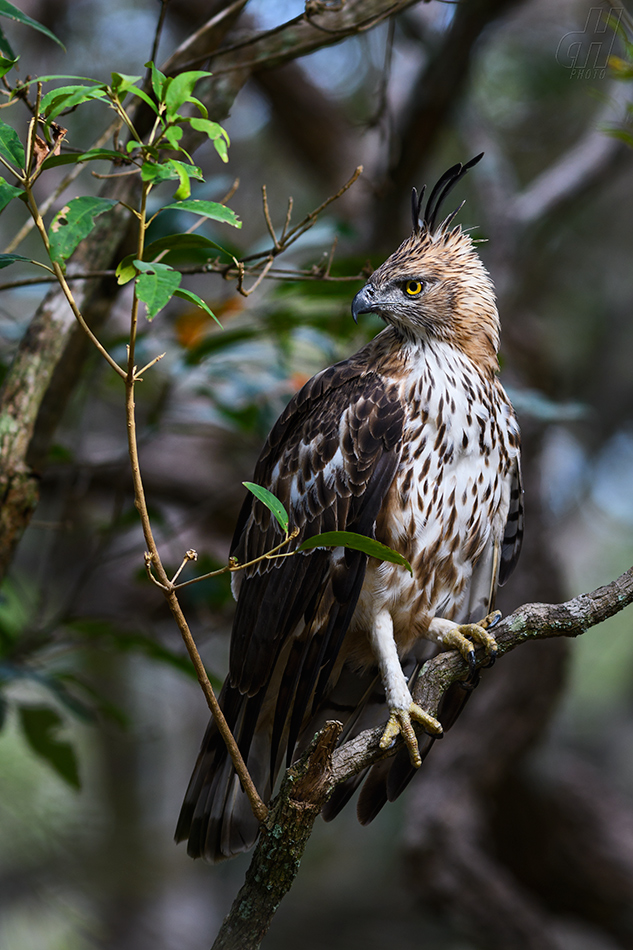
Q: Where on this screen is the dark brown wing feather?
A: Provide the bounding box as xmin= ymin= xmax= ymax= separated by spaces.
xmin=176 ymin=355 xmax=405 ymax=860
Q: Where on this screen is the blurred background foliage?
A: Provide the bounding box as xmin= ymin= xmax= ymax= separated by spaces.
xmin=2 ymin=1 xmax=633 ymax=948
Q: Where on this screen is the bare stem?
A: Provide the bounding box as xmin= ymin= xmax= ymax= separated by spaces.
xmin=261 ymin=185 xmax=280 ymax=248
xmin=122 ymin=182 xmax=268 ymax=825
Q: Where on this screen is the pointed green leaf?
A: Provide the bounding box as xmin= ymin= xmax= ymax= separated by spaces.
xmin=187 ymin=96 xmax=208 ymax=119
xmin=0 ymin=52 xmax=17 ymax=78
xmin=18 ymin=705 xmax=80 ymax=788
xmin=0 ymin=252 xmax=31 ymax=268
xmin=0 ymin=0 xmax=65 ymax=50
xmin=163 ymin=125 xmax=183 ymax=151
xmin=173 ymin=288 xmax=222 ymax=327
xmin=143 ymin=232 xmax=221 ymax=259
xmin=110 ymin=72 xmax=142 ymax=93
xmin=162 ymin=198 xmax=241 ymax=228
xmin=164 ymin=70 xmax=212 ymax=119
xmin=48 ymin=196 xmax=118 ymax=265
xmin=213 ymin=136 xmax=228 ymax=163
xmin=0 ymin=177 xmax=22 ymax=212
xmin=243 ymin=482 xmax=289 ymax=534
xmin=115 ymin=254 xmax=136 ymax=285
xmin=133 ymin=260 xmax=181 ymax=319
xmin=145 ymin=61 xmax=168 ymax=102
xmin=298 ymin=531 xmax=412 ymax=573
xmin=141 ymin=160 xmax=202 ymax=188
xmin=42 ymin=147 xmax=127 ymax=170
xmin=0 ymin=118 xmax=24 ymax=170
xmin=122 ymin=84 xmax=158 ymax=112
xmin=40 ymin=84 xmax=107 ymax=120
xmin=189 ymin=116 xmax=230 ymax=162
xmin=189 ymin=117 xmax=229 ymax=144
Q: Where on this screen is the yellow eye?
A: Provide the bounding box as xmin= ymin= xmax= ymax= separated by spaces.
xmin=405 ymin=280 xmax=423 ymax=297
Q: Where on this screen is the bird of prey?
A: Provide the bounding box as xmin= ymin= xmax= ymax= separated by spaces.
xmin=176 ymin=154 xmax=523 ymax=861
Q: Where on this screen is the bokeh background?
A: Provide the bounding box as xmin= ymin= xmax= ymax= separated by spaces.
xmin=2 ymin=1 xmax=633 ymax=948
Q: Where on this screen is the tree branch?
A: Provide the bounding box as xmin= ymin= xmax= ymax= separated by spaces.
xmin=212 ymin=564 xmax=633 ymax=950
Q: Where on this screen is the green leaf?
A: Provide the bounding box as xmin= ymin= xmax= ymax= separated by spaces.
xmin=164 ymin=70 xmax=212 ymax=119
xmin=115 ymin=254 xmax=136 ymax=285
xmin=40 ymin=84 xmax=107 ymax=121
xmin=189 ymin=117 xmax=230 ymax=162
xmin=173 ymin=288 xmax=222 ymax=327
xmin=18 ymin=705 xmax=80 ymax=789
xmin=243 ymin=482 xmax=289 ymax=534
xmin=168 ymin=160 xmax=203 ymax=200
xmin=42 ymin=147 xmax=127 ymax=170
xmin=0 ymin=0 xmax=65 ymax=50
xmin=162 ymin=198 xmax=241 ymax=228
xmin=48 ymin=196 xmax=118 ymax=266
xmin=141 ymin=159 xmax=203 ymax=198
xmin=0 ymin=118 xmax=24 ymax=170
xmin=213 ymin=136 xmax=228 ymax=163
xmin=121 ymin=84 xmax=158 ymax=113
xmin=0 ymin=252 xmax=31 ymax=268
xmin=163 ymin=125 xmax=184 ymax=151
xmin=0 ymin=177 xmax=22 ymax=212
xmin=298 ymin=531 xmax=412 ymax=573
xmin=133 ymin=260 xmax=181 ymax=319
xmin=116 ymin=233 xmax=225 ymax=286
xmin=143 ymin=232 xmax=223 ymax=259
xmin=145 ymin=61 xmax=168 ymax=102
xmin=110 ymin=71 xmax=142 ymax=94
xmin=0 ymin=52 xmax=17 ymax=78
xmin=189 ymin=117 xmax=229 ymax=145
xmin=187 ymin=96 xmax=208 ymax=119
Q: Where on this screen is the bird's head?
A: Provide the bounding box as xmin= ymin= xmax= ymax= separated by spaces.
xmin=352 ymin=154 xmax=500 ymax=376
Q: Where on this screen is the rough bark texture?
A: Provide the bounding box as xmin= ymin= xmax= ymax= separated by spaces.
xmin=211 ymin=722 xmax=342 ymax=950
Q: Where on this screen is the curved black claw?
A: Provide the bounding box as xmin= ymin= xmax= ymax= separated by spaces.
xmin=486 ymin=611 xmax=502 ymax=631
xmin=467 ymin=648 xmax=477 ymax=676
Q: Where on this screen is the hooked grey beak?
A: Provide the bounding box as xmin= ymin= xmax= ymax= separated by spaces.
xmin=351 ymin=283 xmax=375 ymax=324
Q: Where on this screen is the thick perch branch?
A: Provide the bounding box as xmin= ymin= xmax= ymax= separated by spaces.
xmin=211 ymin=565 xmax=633 ymax=950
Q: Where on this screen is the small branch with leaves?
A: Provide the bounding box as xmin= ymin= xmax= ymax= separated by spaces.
xmin=0 ymin=59 xmax=383 ymax=836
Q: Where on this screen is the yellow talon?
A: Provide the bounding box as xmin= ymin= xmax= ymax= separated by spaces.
xmin=436 ymin=611 xmax=501 ymax=673
xmin=379 ymin=702 xmax=443 ymax=768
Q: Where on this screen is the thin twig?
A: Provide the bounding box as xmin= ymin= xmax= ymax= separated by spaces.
xmin=134 ymin=352 xmax=166 ymax=379
xmin=52 ymin=263 xmax=127 ymax=379
xmin=122 ymin=180 xmax=268 ymax=826
xmin=280 ymin=196 xmax=294 ymax=242
xmin=171 ymin=548 xmax=198 ymax=585
xmin=261 ymin=185 xmax=280 ymax=249
xmin=235 ymin=255 xmax=275 ymax=297
xmin=174 ymin=528 xmax=300 ymax=590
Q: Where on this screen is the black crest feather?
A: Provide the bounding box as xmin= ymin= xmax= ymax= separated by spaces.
xmin=411 ymin=152 xmax=483 ymax=235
